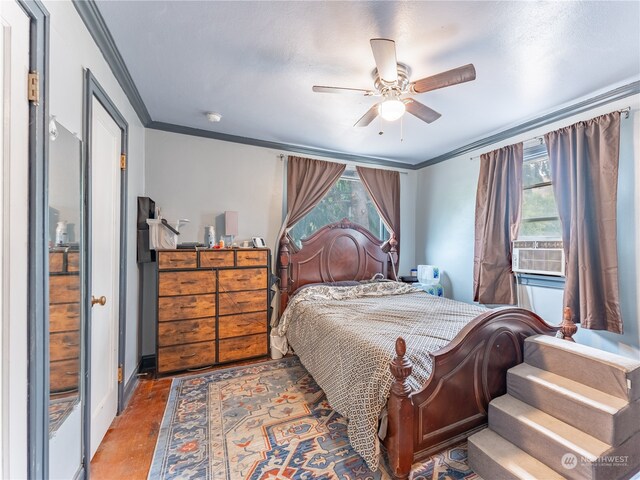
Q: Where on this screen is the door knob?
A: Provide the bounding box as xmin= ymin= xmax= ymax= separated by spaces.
xmin=91 ymin=295 xmax=107 ymax=307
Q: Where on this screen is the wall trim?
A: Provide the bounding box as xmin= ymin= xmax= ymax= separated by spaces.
xmin=72 ymin=0 xmax=151 ymax=125
xmin=20 ymin=1 xmax=50 ymax=478
xmin=415 ymin=80 xmax=640 ymax=169
xmin=147 ymin=121 xmax=414 ymax=170
xmin=122 ymin=369 xmax=139 ymax=411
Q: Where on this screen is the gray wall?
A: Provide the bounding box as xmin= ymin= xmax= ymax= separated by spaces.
xmin=416 ymin=94 xmax=640 ymax=359
xmin=143 ymin=129 xmax=417 ymax=355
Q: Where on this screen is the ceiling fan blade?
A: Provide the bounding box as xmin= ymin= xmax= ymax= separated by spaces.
xmin=410 ymin=64 xmax=476 ymax=94
xmin=312 ymin=85 xmax=375 ymax=96
xmin=354 ymin=103 xmax=380 ymax=127
xmin=370 ymin=38 xmax=398 ymax=83
xmin=404 ymin=98 xmax=441 ymax=123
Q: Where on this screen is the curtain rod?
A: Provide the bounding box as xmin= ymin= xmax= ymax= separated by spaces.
xmin=277 ymin=153 xmax=410 ymax=174
xmin=469 ymin=106 xmax=631 ymax=161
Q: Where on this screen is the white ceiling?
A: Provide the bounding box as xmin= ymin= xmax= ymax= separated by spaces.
xmin=95 ymin=1 xmax=640 ymax=165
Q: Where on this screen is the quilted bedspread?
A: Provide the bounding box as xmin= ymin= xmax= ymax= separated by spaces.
xmin=275 ymin=282 xmax=488 ymax=470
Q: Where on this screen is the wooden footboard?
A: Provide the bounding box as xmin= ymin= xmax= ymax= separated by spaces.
xmin=384 ymin=307 xmax=576 ymax=480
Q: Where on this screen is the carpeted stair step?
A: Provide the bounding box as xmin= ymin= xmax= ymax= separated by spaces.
xmin=468 ymin=428 xmax=565 ymax=480
xmin=524 ymin=335 xmax=640 ymax=401
xmin=508 ymin=363 xmax=640 ymax=446
xmin=490 ymin=394 xmax=640 ymax=480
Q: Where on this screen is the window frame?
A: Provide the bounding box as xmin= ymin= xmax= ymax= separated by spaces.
xmin=288 ymin=168 xmax=389 ymax=247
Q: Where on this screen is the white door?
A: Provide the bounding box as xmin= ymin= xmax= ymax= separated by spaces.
xmin=90 ymin=98 xmax=121 ymax=458
xmin=0 ymin=2 xmax=30 ymax=477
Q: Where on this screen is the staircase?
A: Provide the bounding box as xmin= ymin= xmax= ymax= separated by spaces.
xmin=468 ymin=335 xmax=640 ymax=480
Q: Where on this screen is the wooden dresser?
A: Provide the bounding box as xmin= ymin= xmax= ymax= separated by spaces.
xmin=49 ymin=249 xmax=81 ymax=393
xmin=156 ymin=248 xmax=270 ymax=374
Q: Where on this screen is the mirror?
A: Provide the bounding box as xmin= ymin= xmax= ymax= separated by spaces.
xmin=48 ymin=118 xmax=84 ymax=478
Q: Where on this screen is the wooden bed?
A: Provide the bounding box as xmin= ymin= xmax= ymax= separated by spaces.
xmin=277 ymin=219 xmax=575 ymax=479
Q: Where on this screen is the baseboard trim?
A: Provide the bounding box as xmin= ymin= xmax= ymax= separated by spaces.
xmin=122 ymin=365 xmax=140 ymax=411
xmin=140 ymin=354 xmax=156 ymax=373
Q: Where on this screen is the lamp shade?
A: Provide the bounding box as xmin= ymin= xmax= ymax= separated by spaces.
xmin=224 ymin=211 xmax=238 ymax=236
xmin=379 ymin=98 xmax=406 ymax=121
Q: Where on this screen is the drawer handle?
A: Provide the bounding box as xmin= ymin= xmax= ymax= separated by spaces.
xmin=178 ymin=329 xmax=195 ymax=334
xmin=179 ymin=305 xmax=195 ymax=309
xmin=181 ymin=280 xmax=197 ymax=285
xmin=180 ymin=353 xmax=197 ymax=359
xmin=64 ymin=342 xmax=79 ymax=347
xmin=65 ymin=372 xmax=77 ymax=376
xmin=236 ymin=301 xmax=252 ymax=305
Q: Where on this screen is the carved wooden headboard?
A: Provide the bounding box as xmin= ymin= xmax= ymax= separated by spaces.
xmin=278 ymin=219 xmax=397 ymax=313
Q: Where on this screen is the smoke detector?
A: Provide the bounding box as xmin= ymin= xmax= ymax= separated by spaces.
xmin=206 ymin=112 xmax=222 ymax=122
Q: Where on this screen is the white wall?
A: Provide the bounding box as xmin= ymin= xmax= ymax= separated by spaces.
xmin=416 ymin=94 xmax=640 ymax=359
xmin=46 ymin=0 xmax=145 ymax=386
xmin=144 ymin=129 xmax=417 ymax=354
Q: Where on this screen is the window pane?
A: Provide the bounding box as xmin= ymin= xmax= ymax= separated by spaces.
xmin=519 ymin=219 xmax=562 ymax=237
xmin=522 ymin=184 xmax=559 ymax=219
xmin=523 ymin=156 xmax=552 ymax=187
xmin=289 ymin=174 xmax=389 ymax=247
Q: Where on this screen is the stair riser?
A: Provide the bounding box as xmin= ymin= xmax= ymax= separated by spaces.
xmin=525 ymin=339 xmax=640 ymax=402
xmin=467 ymin=440 xmax=521 ymax=480
xmin=507 ymin=371 xmax=640 ymax=446
xmin=490 ymin=403 xmax=597 ymax=480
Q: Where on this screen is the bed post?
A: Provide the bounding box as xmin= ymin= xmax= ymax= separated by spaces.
xmin=279 ymin=235 xmax=291 ymax=312
xmin=557 ymin=306 xmax=577 ymax=341
xmin=387 ymin=337 xmax=414 ymax=480
xmin=388 ymin=235 xmax=398 ymax=280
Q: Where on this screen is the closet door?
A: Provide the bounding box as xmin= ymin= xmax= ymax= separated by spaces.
xmin=89 ymin=98 xmax=121 ymax=458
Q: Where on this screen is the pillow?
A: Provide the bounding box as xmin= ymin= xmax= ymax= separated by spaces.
xmin=291 ymin=280 xmax=360 ymax=298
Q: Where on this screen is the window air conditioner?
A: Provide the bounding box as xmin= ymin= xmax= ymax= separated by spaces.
xmin=512 ymin=240 xmax=565 ymax=276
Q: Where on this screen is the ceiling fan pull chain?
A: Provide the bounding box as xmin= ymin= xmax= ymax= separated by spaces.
xmin=400 ymin=115 xmax=404 ymax=142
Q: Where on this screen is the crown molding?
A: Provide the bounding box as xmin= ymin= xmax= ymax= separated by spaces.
xmin=146 ymin=121 xmax=416 ymax=170
xmin=415 ymin=80 xmax=640 ymax=169
xmin=72 ymin=0 xmax=152 ymax=125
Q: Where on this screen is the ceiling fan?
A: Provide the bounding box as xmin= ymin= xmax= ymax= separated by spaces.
xmin=312 ymin=38 xmax=476 ymax=127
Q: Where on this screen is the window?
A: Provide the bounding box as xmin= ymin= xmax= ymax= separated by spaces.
xmin=519 ymin=143 xmax=562 ymax=239
xmin=289 ymin=169 xmax=389 ymax=248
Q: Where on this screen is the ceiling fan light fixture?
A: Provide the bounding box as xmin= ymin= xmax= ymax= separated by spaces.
xmin=379 ymin=98 xmax=405 ymax=121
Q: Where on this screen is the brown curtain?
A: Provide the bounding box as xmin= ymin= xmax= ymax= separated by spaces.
xmin=545 ymin=112 xmax=622 ymax=333
xmin=285 ymin=156 xmax=346 ymax=240
xmin=473 ymin=143 xmax=523 ymax=305
xmin=356 ymin=166 xmax=400 ymax=253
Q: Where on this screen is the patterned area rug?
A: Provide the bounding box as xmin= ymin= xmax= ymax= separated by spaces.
xmin=49 ymin=395 xmax=79 ymax=437
xmin=148 ymin=356 xmax=478 ymax=480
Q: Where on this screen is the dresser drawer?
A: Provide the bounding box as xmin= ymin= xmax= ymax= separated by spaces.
xmin=50 ymin=359 xmax=79 ymax=393
xmin=50 ymin=303 xmax=80 ymax=332
xmin=219 ymin=290 xmax=267 ymax=315
xmin=218 ymin=268 xmax=267 ymax=292
xmin=50 ymin=252 xmax=64 ymax=273
xmin=158 ymin=251 xmax=197 ymax=270
xmin=158 ymin=341 xmax=216 ymax=373
xmin=50 ymin=331 xmax=80 ymax=362
xmin=67 ymin=252 xmax=80 ymax=272
xmin=158 ymin=318 xmax=215 ymax=347
xmin=219 ymin=312 xmax=267 ymax=339
xmin=158 ymin=294 xmax=215 ymax=321
xmin=219 ymin=334 xmax=267 ymax=363
xmin=159 ymin=270 xmax=216 ymax=296
xmin=237 ymin=250 xmax=268 ymax=266
xmin=200 ymin=250 xmax=234 ymax=268
xmin=50 ymin=275 xmax=80 ymax=304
